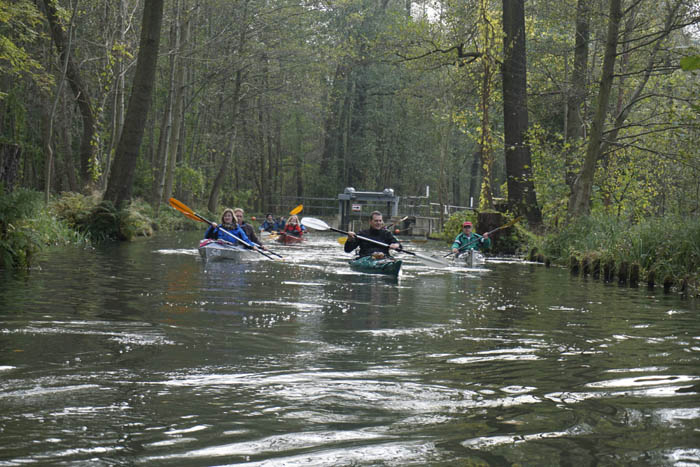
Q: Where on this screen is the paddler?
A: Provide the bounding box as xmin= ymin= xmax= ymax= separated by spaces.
xmin=344 ymin=211 xmax=401 ymax=258
xmin=204 ymin=208 xmax=255 ymax=247
xmin=451 ymin=221 xmax=490 ymax=255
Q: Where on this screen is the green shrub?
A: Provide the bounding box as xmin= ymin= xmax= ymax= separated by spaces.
xmin=0 ymin=188 xmax=43 ymax=268
xmin=51 ymin=193 xmax=155 ymax=242
xmin=437 ymin=211 xmax=478 ymax=243
xmin=0 ymin=189 xmax=90 ymax=268
xmin=119 ymin=198 xmax=154 ymax=240
xmin=536 ymin=213 xmax=700 ymax=294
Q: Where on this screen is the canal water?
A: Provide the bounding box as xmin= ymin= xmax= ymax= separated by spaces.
xmin=1 ymin=230 xmax=698 ymax=465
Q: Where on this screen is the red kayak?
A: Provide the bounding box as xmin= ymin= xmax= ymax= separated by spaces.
xmin=275 ymin=232 xmax=304 ymax=244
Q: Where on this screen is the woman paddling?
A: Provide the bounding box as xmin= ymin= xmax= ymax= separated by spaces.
xmin=204 ymin=208 xmax=254 ymax=247
xmin=282 ymin=215 xmax=304 ymax=237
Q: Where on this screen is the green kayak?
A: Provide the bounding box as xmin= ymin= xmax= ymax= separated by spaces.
xmin=349 ymin=255 xmax=402 ymax=276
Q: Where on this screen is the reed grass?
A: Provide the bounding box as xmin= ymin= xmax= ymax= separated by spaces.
xmin=535 ymin=213 xmax=699 ymax=295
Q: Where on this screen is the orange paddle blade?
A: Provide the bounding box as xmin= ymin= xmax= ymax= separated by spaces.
xmin=184 ymin=212 xmax=203 ymax=222
xmin=289 ymin=204 xmax=303 ymax=215
xmin=169 ymin=197 xmax=195 ymax=215
xmin=169 ymin=198 xmax=205 ymax=223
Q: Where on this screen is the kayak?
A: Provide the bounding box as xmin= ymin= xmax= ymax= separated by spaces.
xmin=198 ymin=239 xmax=254 ymax=262
xmin=349 ymin=255 xmax=402 ymax=277
xmin=275 ymin=232 xmax=304 ymax=244
xmin=457 ymin=249 xmax=485 ymax=267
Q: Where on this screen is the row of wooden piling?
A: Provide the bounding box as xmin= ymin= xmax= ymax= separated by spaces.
xmin=528 ymin=248 xmax=691 ymax=293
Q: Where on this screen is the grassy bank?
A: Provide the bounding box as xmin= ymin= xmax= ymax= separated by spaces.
xmin=0 ymin=189 xmax=90 ymax=268
xmin=530 ymin=213 xmax=700 ymax=296
xmin=0 ymin=191 xmax=200 ymax=269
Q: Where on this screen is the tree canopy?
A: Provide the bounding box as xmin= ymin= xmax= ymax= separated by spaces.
xmin=1 ymin=0 xmax=698 ymax=227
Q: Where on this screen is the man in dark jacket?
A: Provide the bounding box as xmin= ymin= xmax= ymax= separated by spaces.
xmin=233 ymin=208 xmax=267 ymax=250
xmin=344 ymin=211 xmax=401 ymax=258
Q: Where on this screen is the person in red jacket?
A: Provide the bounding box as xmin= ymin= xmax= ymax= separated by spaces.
xmin=282 ymin=215 xmax=303 ymax=237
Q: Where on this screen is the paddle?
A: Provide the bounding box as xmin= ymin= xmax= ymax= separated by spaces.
xmin=289 ymin=204 xmax=303 ymax=216
xmin=302 ymin=217 xmax=449 ymax=268
xmin=169 ymin=198 xmax=277 ymax=261
xmin=444 ymin=216 xmax=523 ymax=257
xmin=336 ymin=216 xmax=408 ymax=245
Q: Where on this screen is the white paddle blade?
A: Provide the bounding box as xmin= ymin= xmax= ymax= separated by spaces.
xmin=301 ymin=217 xmax=330 ymax=231
xmin=412 ymin=252 xmax=450 ymax=268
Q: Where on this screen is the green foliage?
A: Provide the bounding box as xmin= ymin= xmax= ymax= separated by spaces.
xmin=528 ymin=124 xmax=570 ymax=228
xmin=0 ymin=0 xmax=52 ymax=97
xmin=155 ymin=203 xmax=201 ymax=231
xmin=680 ymin=55 xmax=700 ymax=71
xmin=119 ymin=199 xmax=154 ymax=241
xmin=51 ymin=193 xmax=153 ymax=242
xmin=437 ymin=210 xmax=478 ymax=242
xmin=175 ymin=166 xmax=205 ymax=199
xmin=0 ymin=188 xmax=90 ymax=269
xmin=50 ymin=192 xmax=101 ymax=229
xmin=534 ymin=213 xmax=700 ymax=293
xmin=0 ymin=188 xmax=43 ymax=268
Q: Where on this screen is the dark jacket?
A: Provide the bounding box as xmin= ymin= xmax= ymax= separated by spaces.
xmin=204 ymin=223 xmax=253 ymax=247
xmin=260 ymin=220 xmax=275 ymax=232
xmin=344 ymin=227 xmax=400 ymax=257
xmin=274 ymin=218 xmax=286 ymax=231
xmin=240 ymin=222 xmax=261 ymax=246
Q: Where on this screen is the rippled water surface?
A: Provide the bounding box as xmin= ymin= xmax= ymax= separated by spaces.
xmin=1 ymin=231 xmax=698 ymax=465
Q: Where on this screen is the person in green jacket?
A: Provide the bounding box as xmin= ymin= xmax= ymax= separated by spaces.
xmin=451 ymin=221 xmax=490 ymax=255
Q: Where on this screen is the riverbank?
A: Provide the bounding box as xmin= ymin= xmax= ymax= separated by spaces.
xmin=529 ymin=214 xmax=699 ymax=297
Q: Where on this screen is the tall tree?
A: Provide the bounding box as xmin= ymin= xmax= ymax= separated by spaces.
xmin=565 ymin=0 xmax=590 ymax=190
xmin=104 ymin=0 xmax=164 ymax=208
xmin=502 ymin=0 xmax=542 ymax=226
xmin=42 ymin=0 xmax=97 ymax=189
xmin=568 ymin=0 xmax=622 ymax=218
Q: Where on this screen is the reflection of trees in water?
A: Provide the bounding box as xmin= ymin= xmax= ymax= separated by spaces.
xmin=328 ymin=277 xmax=401 ymax=330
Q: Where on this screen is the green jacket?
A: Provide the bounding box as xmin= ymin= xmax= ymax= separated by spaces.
xmin=451 ymin=232 xmax=491 ymax=251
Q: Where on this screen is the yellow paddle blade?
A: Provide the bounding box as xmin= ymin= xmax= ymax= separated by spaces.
xmin=501 ymin=215 xmax=523 ymax=230
xmin=289 ymin=204 xmax=303 ymax=215
xmin=337 ymin=237 xmax=347 ymax=245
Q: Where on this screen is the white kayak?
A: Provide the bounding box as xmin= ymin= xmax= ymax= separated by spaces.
xmin=456 ymin=249 xmax=485 ymax=267
xmin=198 ymin=239 xmax=254 ymax=262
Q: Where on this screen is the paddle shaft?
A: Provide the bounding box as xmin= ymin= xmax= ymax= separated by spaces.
xmin=332 ymin=226 xmax=426 ymax=258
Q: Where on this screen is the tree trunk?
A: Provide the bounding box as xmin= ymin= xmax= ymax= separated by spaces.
xmin=208 ymin=69 xmax=243 ymax=213
xmin=0 ymin=143 xmax=21 ymax=192
xmin=295 ymin=112 xmax=304 ymax=198
xmin=468 ymin=149 xmax=481 ymax=208
xmin=502 ymin=0 xmax=542 ymax=226
xmin=103 ymin=0 xmax=128 ymax=190
xmin=565 ymin=0 xmax=590 ymax=190
xmin=104 ymin=0 xmax=164 ymax=208
xmin=163 ymin=3 xmax=189 ymax=203
xmin=61 ymin=92 xmax=80 ymax=192
xmin=42 ymin=0 xmax=97 ymax=190
xmin=151 ymin=10 xmax=178 ymax=208
xmin=568 ymin=0 xmax=622 ymax=218
xmin=478 ymin=59 xmax=494 ymax=210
